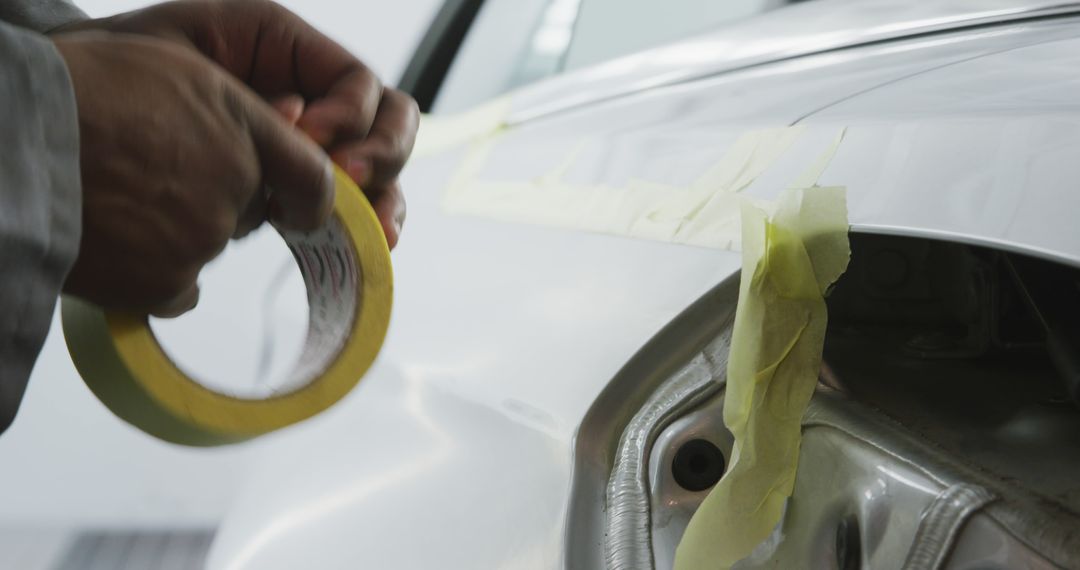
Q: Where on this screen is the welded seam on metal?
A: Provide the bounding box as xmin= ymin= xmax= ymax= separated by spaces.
xmin=901 ymin=483 xmax=997 ymax=570
xmin=603 ymin=330 xmax=732 ymax=570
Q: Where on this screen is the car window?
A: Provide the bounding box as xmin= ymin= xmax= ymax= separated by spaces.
xmin=434 ymin=0 xmax=582 ymax=113
xmin=433 ymin=0 xmax=792 ymax=113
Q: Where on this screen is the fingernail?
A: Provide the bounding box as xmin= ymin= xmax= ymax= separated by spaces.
xmin=394 ymin=209 xmax=405 ymax=235
xmin=274 ymin=96 xmax=304 ymax=124
xmin=323 ymin=159 xmax=336 ymax=213
xmin=346 ymin=157 xmax=372 ymax=187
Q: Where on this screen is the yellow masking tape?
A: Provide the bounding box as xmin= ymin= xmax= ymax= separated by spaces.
xmin=674 ymin=186 xmax=850 ymax=569
xmin=413 ymin=96 xmax=512 ymax=158
xmin=441 ymin=126 xmax=848 ymax=251
xmin=61 ymin=167 xmax=393 ymax=446
xmin=443 ymin=127 xmax=811 ymax=249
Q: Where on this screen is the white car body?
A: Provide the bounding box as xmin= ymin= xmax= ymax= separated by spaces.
xmin=206 ymin=0 xmax=1080 ymax=568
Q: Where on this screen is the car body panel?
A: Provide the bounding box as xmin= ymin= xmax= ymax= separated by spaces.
xmin=810 ymin=34 xmax=1080 ymax=267
xmin=509 ymin=0 xmax=1080 ymax=122
xmin=210 ymin=4 xmax=1080 ymax=568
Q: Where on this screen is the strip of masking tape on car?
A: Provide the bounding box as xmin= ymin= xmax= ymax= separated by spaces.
xmin=61 ymin=167 xmax=393 ymax=446
xmin=412 ymin=96 xmax=513 ymax=158
xmin=673 ymin=185 xmax=851 ymax=570
xmin=442 ymin=125 xmax=846 ymax=250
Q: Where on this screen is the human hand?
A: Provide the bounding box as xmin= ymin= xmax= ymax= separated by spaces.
xmin=59 ymin=0 xmax=418 ymax=248
xmin=54 ymin=32 xmax=334 ymax=316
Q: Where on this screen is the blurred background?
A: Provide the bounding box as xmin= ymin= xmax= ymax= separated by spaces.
xmin=0 ymin=0 xmax=439 ymax=547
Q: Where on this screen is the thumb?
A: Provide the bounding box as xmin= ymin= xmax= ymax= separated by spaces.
xmin=270 ymin=94 xmax=305 ymax=124
xmin=239 ymin=88 xmax=335 ymax=232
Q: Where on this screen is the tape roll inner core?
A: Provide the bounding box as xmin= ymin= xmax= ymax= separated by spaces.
xmin=278 ymin=218 xmax=362 ymax=396
xmin=147 ymin=218 xmax=361 ymax=400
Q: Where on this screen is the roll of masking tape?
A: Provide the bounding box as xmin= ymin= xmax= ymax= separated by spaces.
xmin=61 ymin=167 xmax=392 ymax=446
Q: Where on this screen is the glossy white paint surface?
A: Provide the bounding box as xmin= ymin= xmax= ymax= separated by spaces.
xmin=214 ymin=9 xmax=1080 ymax=569
xmin=810 ymin=36 xmax=1080 ymax=266
xmin=511 ymin=0 xmax=1080 ymax=122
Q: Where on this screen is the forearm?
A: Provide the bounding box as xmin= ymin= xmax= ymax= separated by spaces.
xmin=0 ymin=19 xmax=81 ymax=430
xmin=0 ymin=0 xmax=86 ymax=33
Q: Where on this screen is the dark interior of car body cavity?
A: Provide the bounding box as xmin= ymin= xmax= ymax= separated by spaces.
xmin=824 ymin=233 xmax=1080 ymax=513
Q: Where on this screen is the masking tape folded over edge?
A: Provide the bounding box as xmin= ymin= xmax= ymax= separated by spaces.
xmin=62 ymin=167 xmax=393 ymax=446
xmin=673 ymin=184 xmax=850 ymax=569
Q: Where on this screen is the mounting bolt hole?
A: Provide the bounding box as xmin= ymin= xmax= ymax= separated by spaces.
xmin=672 ymin=438 xmax=725 ymax=492
xmin=835 ymin=514 xmax=861 ymax=570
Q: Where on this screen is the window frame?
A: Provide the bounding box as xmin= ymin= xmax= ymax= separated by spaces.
xmin=397 ymin=0 xmax=488 ymax=112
